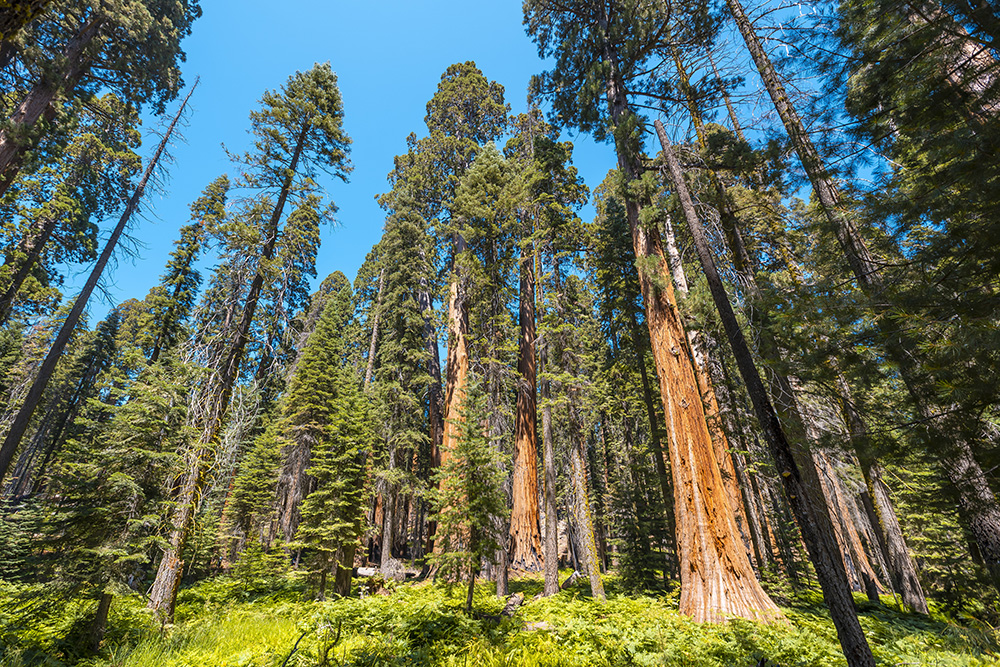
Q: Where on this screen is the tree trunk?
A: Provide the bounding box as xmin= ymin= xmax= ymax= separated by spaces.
xmin=363 ymin=268 xmax=386 ymax=389
xmin=726 ymin=0 xmax=1000 ymax=590
xmin=0 ymin=17 xmax=103 ymax=195
xmin=380 ymin=449 xmax=397 ymax=569
xmin=434 ymin=235 xmax=470 ymax=555
xmin=89 ymin=592 xmax=112 ymax=652
xmin=541 ymin=348 xmax=559 ymax=596
xmin=149 ymin=108 xmax=306 ymax=622
xmin=599 ymin=27 xmax=777 ymax=622
xmin=836 ymin=372 xmax=928 ymax=612
xmin=510 ymin=238 xmax=543 ymax=571
xmin=0 ymin=84 xmax=194 ymax=487
xmin=334 ymin=543 xmax=355 ymax=597
xmin=568 ymin=402 xmax=606 ymax=601
xmin=661 ymin=136 xmax=874 ymax=665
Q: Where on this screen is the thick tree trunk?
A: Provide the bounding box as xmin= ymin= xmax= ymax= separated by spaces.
xmin=510 ymin=239 xmax=543 ymax=571
xmin=661 ymin=137 xmax=874 ymax=665
xmin=726 ymin=0 xmax=1000 ymax=590
xmin=0 ymin=85 xmax=193 ymax=487
xmin=149 ymin=112 xmax=305 ymax=622
xmin=0 ymin=17 xmax=102 ymax=195
xmin=661 ymin=206 xmax=754 ymax=564
xmin=599 ymin=33 xmax=776 ymax=621
xmin=334 ymin=543 xmax=356 ymax=597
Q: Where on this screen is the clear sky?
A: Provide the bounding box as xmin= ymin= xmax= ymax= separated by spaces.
xmin=89 ymin=0 xmax=620 ymax=318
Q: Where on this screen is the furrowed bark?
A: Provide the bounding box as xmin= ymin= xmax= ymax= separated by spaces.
xmin=597 ymin=17 xmax=777 ymax=622
xmin=661 ymin=136 xmax=874 ymax=665
xmin=510 ymin=236 xmax=543 ymax=572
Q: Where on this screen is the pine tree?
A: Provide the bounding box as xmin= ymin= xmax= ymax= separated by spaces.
xmin=144 ymin=175 xmax=229 ymax=365
xmin=288 ymin=280 xmax=370 ymax=600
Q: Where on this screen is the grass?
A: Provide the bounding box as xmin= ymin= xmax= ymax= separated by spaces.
xmin=2 ymin=573 xmax=999 ymax=666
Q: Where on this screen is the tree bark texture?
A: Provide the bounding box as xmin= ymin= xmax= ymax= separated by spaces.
xmin=541 ymin=348 xmax=559 ymax=596
xmin=510 ymin=239 xmax=543 ymax=572
xmin=598 ymin=27 xmax=777 ymax=622
xmin=661 ymin=136 xmax=874 ymax=665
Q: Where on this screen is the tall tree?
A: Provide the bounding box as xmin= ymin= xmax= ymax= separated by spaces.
xmin=0 ymin=0 xmax=200 ymax=194
xmin=725 ymin=0 xmax=1000 ymax=591
xmin=525 ymin=0 xmax=780 ymax=623
xmin=148 ymin=64 xmax=350 ymax=620
xmin=0 ymin=82 xmax=195 ymax=487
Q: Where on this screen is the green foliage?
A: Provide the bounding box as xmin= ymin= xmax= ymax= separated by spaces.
xmin=231 ymin=537 xmax=290 ymax=596
xmin=430 ymin=379 xmax=508 ymax=590
xmin=35 ymin=578 xmax=996 ymax=667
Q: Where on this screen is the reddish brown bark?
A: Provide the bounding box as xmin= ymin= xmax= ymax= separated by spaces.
xmin=510 ymin=239 xmax=543 ymax=571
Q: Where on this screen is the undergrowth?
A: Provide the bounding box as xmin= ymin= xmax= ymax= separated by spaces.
xmin=1 ymin=573 xmax=997 ymax=666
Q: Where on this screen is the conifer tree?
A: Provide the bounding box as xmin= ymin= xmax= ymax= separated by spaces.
xmin=0 ymin=83 xmax=194 ymax=488
xmin=0 ymin=0 xmax=201 ymax=194
xmin=288 ymin=279 xmax=370 ymax=600
xmin=430 ymin=376 xmax=508 ymax=613
xmin=145 ymin=175 xmax=229 ymax=365
xmin=148 ymin=64 xmax=351 ymax=621
xmin=525 ymin=0 xmax=780 ymax=624
xmin=0 ymin=93 xmax=141 ymax=325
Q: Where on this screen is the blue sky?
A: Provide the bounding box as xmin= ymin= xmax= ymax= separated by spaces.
xmin=91 ymin=0 xmax=620 ymax=317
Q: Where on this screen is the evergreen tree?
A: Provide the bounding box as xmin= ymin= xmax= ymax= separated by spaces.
xmin=289 ymin=280 xmax=370 ymax=600
xmin=430 ymin=376 xmax=508 ymax=613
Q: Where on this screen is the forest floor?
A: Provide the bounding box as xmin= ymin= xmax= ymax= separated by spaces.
xmin=2 ymin=571 xmax=999 ymax=666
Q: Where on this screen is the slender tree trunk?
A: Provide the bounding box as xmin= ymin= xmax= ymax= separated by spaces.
xmin=89 ymin=591 xmax=112 ymax=652
xmin=835 ymin=371 xmax=928 ymax=612
xmin=0 ymin=84 xmax=194 ymax=487
xmin=0 ymin=16 xmax=102 ymax=195
xmin=567 ymin=401 xmax=606 ymax=601
xmin=0 ymin=210 xmax=63 ymax=325
xmin=727 ymin=0 xmax=1000 ymax=589
xmin=380 ymin=448 xmax=397 ymax=570
xmin=541 ymin=346 xmax=559 ymax=596
xmin=149 ymin=108 xmax=306 ymax=622
xmin=511 ymin=237 xmax=543 ymax=571
xmin=661 ymin=136 xmax=874 ymax=666
xmin=598 ymin=27 xmax=776 ymax=622
xmin=363 ymin=267 xmax=386 ymax=389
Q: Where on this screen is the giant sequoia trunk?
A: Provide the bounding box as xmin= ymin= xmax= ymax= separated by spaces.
xmin=661 ymin=137 xmax=875 ymax=666
xmin=0 ymin=85 xmax=193 ymax=487
xmin=433 ymin=234 xmax=470 ymax=555
xmin=598 ymin=23 xmax=778 ymax=623
xmin=725 ymin=0 xmax=1000 ymax=591
xmin=510 ymin=238 xmax=543 ymax=571
xmin=149 ymin=119 xmax=308 ymax=622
